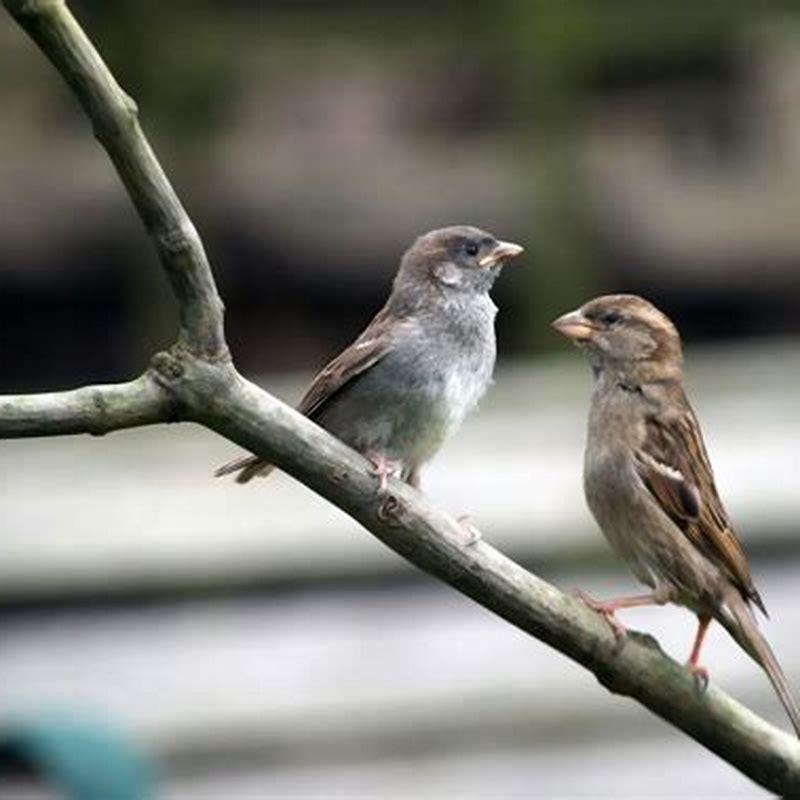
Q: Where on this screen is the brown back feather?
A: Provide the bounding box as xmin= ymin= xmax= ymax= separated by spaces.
xmin=636 ymin=384 xmax=766 ymax=614
xmin=296 ymin=305 xmax=399 ymax=419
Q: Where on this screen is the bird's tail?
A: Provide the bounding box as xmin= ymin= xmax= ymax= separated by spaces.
xmin=214 ymin=454 xmax=275 ymax=484
xmin=719 ymin=588 xmax=800 ymax=738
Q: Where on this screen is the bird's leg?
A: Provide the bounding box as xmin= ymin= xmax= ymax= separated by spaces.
xmin=685 ymin=613 xmax=712 ymax=689
xmin=366 ymin=451 xmax=401 ymax=493
xmin=575 ymin=584 xmax=674 ymax=640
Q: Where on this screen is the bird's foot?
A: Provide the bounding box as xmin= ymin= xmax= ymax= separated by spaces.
xmin=366 ymin=452 xmax=401 ymax=494
xmin=574 ymin=590 xmax=629 ymax=640
xmin=456 ymin=515 xmax=482 ymax=547
xmin=686 ymin=661 xmax=709 ymax=692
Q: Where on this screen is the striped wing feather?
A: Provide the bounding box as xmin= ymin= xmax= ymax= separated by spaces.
xmin=635 ymin=385 xmax=765 ymax=614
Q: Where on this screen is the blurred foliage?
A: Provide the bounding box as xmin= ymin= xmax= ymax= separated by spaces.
xmin=73 ymin=0 xmax=237 ymax=137
xmin=4 ymin=0 xmax=800 ymax=387
xmin=504 ymin=0 xmax=755 ymax=346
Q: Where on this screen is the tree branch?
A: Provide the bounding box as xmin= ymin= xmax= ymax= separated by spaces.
xmin=4 ymin=0 xmax=226 ymax=359
xmin=0 ymin=373 xmax=174 ymax=438
xmin=3 ymin=1 xmax=800 ymax=794
xmin=166 ymin=356 xmax=800 ymax=796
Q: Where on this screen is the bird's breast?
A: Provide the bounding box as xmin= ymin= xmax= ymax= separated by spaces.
xmin=583 ymin=385 xmax=659 ymax=584
xmin=382 ymin=308 xmax=496 ymax=460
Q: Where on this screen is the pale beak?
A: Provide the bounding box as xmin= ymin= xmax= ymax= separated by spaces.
xmin=479 ymin=240 xmax=524 ymax=268
xmin=551 ymin=309 xmax=597 ymax=342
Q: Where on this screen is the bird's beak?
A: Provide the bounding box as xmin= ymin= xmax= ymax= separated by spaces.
xmin=479 ymin=240 xmax=524 ymax=268
xmin=551 ymin=309 xmax=597 ymax=342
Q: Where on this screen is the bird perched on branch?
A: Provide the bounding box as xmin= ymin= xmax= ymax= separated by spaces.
xmin=553 ymin=293 xmax=800 ymax=737
xmin=216 ymin=226 xmax=523 ymax=490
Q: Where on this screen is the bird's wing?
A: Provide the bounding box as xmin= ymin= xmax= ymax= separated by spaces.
xmin=297 ymin=305 xmax=400 ymax=419
xmin=635 ymin=384 xmax=765 ymax=613
xmin=214 ymin=305 xmax=401 ymax=483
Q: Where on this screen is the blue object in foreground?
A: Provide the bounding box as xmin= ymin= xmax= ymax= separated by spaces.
xmin=0 ymin=712 xmax=157 ymax=800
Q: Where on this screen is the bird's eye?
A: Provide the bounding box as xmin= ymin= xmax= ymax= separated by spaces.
xmin=600 ymin=311 xmax=622 ymax=326
xmin=465 ymin=241 xmax=479 ymax=257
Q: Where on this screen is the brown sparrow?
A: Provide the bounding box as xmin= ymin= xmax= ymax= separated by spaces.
xmin=553 ymin=293 xmax=800 ymax=737
xmin=216 ymin=226 xmax=523 ymax=489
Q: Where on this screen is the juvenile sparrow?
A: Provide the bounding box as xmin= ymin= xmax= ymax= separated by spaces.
xmin=216 ymin=226 xmax=523 ymax=489
xmin=553 ymin=294 xmax=800 ymax=737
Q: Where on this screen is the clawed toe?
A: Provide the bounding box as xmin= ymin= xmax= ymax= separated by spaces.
xmin=687 ymin=662 xmax=709 ymax=692
xmin=601 ymin=612 xmax=628 ymax=641
xmin=456 ymin=515 xmax=482 ymax=547
xmin=366 ymin=452 xmax=400 ymax=494
xmin=376 ymin=470 xmax=389 ymax=493
xmin=574 ymin=590 xmax=628 ymax=640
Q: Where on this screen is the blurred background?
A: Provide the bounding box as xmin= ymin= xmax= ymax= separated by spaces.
xmin=2 ymin=1 xmax=800 ymax=797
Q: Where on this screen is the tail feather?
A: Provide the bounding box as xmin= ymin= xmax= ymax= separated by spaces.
xmin=214 ymin=454 xmax=275 ymax=484
xmin=720 ymin=589 xmax=800 ymax=738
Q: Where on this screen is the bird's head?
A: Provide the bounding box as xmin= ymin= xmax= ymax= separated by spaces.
xmin=396 ymin=226 xmax=523 ymax=299
xmin=552 ymin=294 xmax=683 ymax=381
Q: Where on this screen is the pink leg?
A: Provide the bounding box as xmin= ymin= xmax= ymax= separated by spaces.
xmin=686 ymin=614 xmax=712 ymax=688
xmin=575 ymin=586 xmax=673 ymax=639
xmin=366 ymin=451 xmax=400 ymax=493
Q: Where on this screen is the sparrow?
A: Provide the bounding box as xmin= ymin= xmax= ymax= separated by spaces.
xmin=552 ymin=293 xmax=800 ymax=737
xmin=216 ymin=226 xmax=523 ymax=490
